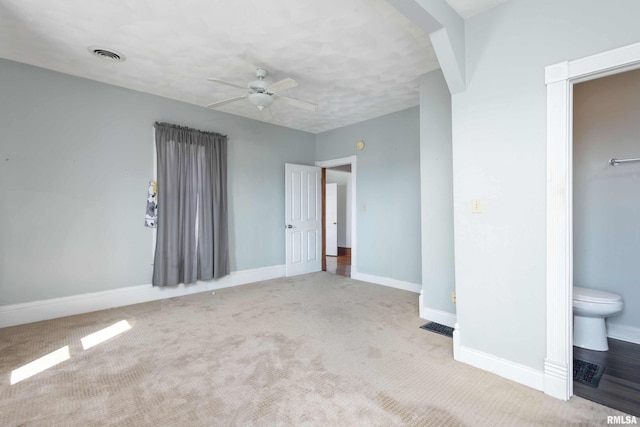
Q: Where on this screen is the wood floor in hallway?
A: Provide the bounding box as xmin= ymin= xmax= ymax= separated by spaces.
xmin=325 ymin=248 xmax=351 ymax=277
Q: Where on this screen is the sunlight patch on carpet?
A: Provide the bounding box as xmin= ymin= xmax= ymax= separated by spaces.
xmin=10 ymin=346 xmax=70 ymax=385
xmin=81 ymin=320 xmax=131 ymax=350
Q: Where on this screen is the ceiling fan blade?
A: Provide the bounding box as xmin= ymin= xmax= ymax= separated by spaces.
xmin=268 ymin=77 xmax=298 ymax=93
xmin=278 ymin=95 xmax=318 ymax=111
xmin=207 ymin=96 xmax=246 ymax=109
xmin=207 ymin=78 xmax=247 ymax=90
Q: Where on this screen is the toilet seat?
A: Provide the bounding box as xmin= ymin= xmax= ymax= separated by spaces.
xmin=574 ymin=286 xmax=622 ymax=303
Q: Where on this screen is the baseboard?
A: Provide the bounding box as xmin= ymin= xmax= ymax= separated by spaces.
xmin=456 ymin=345 xmax=545 ymax=392
xmin=421 ymin=307 xmax=456 ymax=328
xmin=0 ymin=264 xmax=285 ymax=328
xmin=543 ymin=359 xmax=571 ymax=401
xmin=351 ymin=271 xmax=421 ymax=293
xmin=453 ymin=323 xmax=460 ymax=360
xmin=608 ymin=323 xmax=640 ymax=345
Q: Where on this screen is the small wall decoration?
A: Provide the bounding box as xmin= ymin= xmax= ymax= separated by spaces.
xmin=145 ymin=180 xmax=158 ymax=228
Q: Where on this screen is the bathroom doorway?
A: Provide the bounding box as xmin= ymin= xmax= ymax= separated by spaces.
xmin=545 ymin=41 xmax=640 ymax=403
xmin=571 ymin=68 xmax=640 ymax=416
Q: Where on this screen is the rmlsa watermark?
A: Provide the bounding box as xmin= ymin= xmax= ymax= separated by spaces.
xmin=607 ymin=415 xmax=638 ymax=425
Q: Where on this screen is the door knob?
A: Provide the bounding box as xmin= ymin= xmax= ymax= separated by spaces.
xmin=286 ymin=224 xmax=293 ymax=229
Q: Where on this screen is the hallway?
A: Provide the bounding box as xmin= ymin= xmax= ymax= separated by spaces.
xmin=325 ymin=248 xmax=351 ymax=277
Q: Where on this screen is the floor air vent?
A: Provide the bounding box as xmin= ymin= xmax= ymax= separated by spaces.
xmin=420 ymin=322 xmax=454 ymax=338
xmin=573 ymin=359 xmax=605 ymax=388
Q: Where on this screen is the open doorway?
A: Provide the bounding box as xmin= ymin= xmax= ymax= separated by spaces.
xmin=325 ymin=164 xmax=352 ymax=277
xmin=545 ymin=41 xmax=640 ymax=401
xmin=316 ymin=156 xmax=357 ymax=278
xmin=571 ymin=68 xmax=640 ymax=417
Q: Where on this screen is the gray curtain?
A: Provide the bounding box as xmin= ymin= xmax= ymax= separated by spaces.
xmin=152 ymin=122 xmax=229 ymax=286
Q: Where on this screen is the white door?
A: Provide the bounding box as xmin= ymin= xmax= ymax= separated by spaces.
xmin=325 ymin=183 xmax=338 ymax=256
xmin=285 ymin=163 xmax=322 ymax=276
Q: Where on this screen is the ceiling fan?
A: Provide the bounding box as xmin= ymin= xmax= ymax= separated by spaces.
xmin=206 ymin=68 xmax=318 ymax=113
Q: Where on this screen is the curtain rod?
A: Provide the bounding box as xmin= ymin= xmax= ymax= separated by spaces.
xmin=155 ymin=122 xmax=227 ymax=138
xmin=609 ymin=157 xmax=640 ymax=166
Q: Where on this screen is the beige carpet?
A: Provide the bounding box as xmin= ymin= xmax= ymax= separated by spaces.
xmin=0 ymin=272 xmax=627 ymax=426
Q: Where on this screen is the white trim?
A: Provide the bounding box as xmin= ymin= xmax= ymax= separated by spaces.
xmin=420 ymin=306 xmax=456 ymax=328
xmin=545 ymin=41 xmax=640 ymax=401
xmin=315 ymin=156 xmax=355 ymax=169
xmin=568 ymin=42 xmax=640 ymax=82
xmin=420 ymin=287 xmax=456 ymax=328
xmin=544 ymin=359 xmax=570 ymax=401
xmin=544 ymin=61 xmax=569 ymax=85
xmin=0 ymin=265 xmax=285 ymax=328
xmin=545 ymin=74 xmax=574 ymax=401
xmin=457 ymin=345 xmax=545 ymax=392
xmin=351 ymin=271 xmax=421 ymax=293
xmin=453 ymin=322 xmax=460 ymax=360
xmin=316 ymin=156 xmax=357 ymax=274
xmin=608 ymin=323 xmax=640 ymax=346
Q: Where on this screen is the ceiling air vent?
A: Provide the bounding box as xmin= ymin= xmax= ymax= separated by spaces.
xmin=88 ymin=46 xmax=126 ymax=62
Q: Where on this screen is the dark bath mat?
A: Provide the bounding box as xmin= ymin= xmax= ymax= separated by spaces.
xmin=420 ymin=322 xmax=454 ymax=338
xmin=573 ymin=359 xmax=605 ymax=388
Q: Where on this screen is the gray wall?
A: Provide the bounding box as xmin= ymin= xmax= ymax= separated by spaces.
xmin=574 ymin=69 xmax=640 ymax=332
xmin=419 ymin=70 xmax=455 ymax=316
xmin=316 ymin=107 xmax=421 ymax=285
xmin=0 ymin=59 xmax=315 ymax=305
xmin=453 ymin=0 xmax=640 ymax=370
xmin=325 ymin=169 xmax=351 ymax=248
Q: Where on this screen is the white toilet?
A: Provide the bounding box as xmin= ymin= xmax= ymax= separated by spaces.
xmin=573 ymin=286 xmax=623 ymax=351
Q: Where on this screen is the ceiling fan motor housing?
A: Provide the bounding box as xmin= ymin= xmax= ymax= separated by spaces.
xmin=248 ymin=92 xmax=274 ymax=110
xmin=248 ymin=68 xmax=274 ymax=109
xmin=249 ymin=69 xmax=269 ymax=93
xmin=249 ymin=79 xmax=269 ymax=92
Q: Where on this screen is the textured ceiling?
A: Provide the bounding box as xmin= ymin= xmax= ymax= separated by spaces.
xmin=0 ymin=0 xmax=508 ymax=134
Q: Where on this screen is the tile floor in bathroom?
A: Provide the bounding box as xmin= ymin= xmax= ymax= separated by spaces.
xmin=573 ymin=338 xmax=640 ymax=417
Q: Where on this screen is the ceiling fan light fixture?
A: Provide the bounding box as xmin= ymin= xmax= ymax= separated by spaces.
xmin=248 ymin=92 xmax=274 ymax=110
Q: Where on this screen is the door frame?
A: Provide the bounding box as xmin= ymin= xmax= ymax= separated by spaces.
xmin=545 ymin=41 xmax=640 ymax=401
xmin=316 ymin=156 xmax=357 ymax=275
